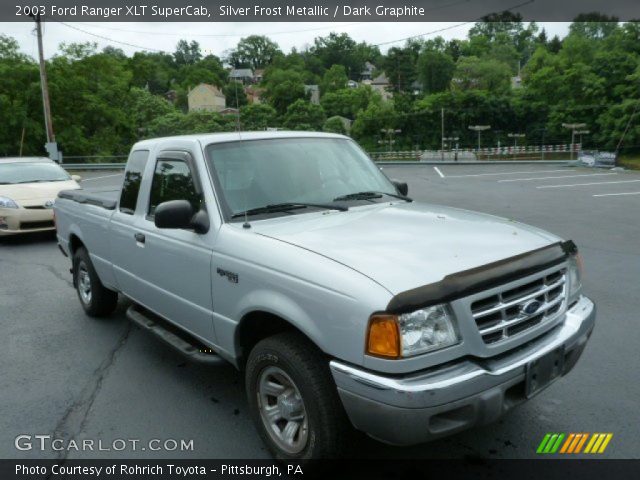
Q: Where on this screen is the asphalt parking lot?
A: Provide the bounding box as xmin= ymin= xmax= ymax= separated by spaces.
xmin=1 ymin=164 xmax=638 ymax=459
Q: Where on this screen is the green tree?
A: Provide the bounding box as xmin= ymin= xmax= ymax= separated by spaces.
xmin=320 ymin=64 xmax=348 ymax=96
xmin=227 ymin=35 xmax=282 ymax=69
xmin=320 ymin=87 xmax=375 ymax=118
xmin=261 ymin=68 xmax=307 ymax=115
xmin=323 ymin=116 xmax=348 ymax=134
xmin=174 ymin=40 xmax=202 ymax=66
xmin=452 ymin=56 xmax=512 ymax=93
xmin=382 ymin=41 xmax=421 ymax=92
xmin=310 ymin=33 xmax=379 ymax=79
xmin=240 ymin=103 xmax=278 ymax=130
xmin=128 ymin=87 xmax=176 ymax=138
xmin=222 ymin=81 xmax=248 ymax=108
xmin=283 ymin=100 xmax=325 ymax=131
xmin=417 ymin=49 xmax=455 ymax=93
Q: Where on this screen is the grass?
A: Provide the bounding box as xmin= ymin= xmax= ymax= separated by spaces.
xmin=618 ymin=154 xmax=640 ymax=170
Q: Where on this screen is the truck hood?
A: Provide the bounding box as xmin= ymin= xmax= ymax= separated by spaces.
xmin=0 ymin=180 xmax=80 ymax=206
xmin=250 ymin=202 xmax=561 ymax=295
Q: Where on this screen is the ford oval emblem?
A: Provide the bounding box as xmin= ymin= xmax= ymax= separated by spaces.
xmin=521 ymin=300 xmax=542 ymax=316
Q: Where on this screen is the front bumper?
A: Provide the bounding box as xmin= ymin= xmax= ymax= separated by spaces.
xmin=0 ymin=207 xmax=55 ymax=236
xmin=330 ymin=295 xmax=595 ymax=446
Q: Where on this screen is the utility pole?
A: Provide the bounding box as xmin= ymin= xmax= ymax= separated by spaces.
xmin=440 ymin=108 xmax=445 ymax=161
xmin=562 ymin=123 xmax=586 ymax=161
xmin=29 ymin=12 xmax=60 ymax=162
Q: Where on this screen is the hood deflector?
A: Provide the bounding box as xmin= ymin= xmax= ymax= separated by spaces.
xmin=386 ymin=240 xmax=578 ymax=315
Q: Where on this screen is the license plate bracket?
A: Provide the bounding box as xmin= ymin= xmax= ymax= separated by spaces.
xmin=525 ymin=347 xmax=565 ymax=398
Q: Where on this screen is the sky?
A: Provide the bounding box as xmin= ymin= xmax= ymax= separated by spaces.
xmin=1 ymin=21 xmax=571 ymax=61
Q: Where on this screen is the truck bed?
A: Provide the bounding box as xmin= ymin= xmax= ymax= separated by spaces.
xmin=58 ymin=188 xmax=119 ymax=210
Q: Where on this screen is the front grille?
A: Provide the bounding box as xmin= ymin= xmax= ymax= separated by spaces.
xmin=20 ymin=220 xmax=54 ymax=230
xmin=470 ymin=268 xmax=566 ymax=344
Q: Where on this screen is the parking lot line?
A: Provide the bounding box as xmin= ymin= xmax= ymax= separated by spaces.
xmin=434 ymin=166 xmax=445 ymax=178
xmin=537 ymin=179 xmax=640 ymax=189
xmin=593 ymin=191 xmax=640 ymax=197
xmin=444 ymin=169 xmax=568 ymax=178
xmin=498 ymin=173 xmax=617 ymax=183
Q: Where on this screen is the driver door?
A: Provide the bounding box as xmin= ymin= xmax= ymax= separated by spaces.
xmin=130 ymin=150 xmax=215 ymax=342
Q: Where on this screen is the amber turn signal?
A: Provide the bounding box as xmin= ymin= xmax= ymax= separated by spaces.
xmin=366 ymin=314 xmax=400 ymax=358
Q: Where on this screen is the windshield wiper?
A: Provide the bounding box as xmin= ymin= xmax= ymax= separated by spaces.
xmin=333 ymin=191 xmax=412 ymax=202
xmin=232 ymin=202 xmax=348 ymax=219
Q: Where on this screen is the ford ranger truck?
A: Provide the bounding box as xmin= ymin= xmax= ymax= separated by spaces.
xmin=54 ymin=132 xmax=595 ymax=459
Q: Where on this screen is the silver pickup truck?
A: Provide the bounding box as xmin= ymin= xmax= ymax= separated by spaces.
xmin=54 ymin=132 xmax=595 ymax=459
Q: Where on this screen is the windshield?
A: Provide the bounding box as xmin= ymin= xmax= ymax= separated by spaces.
xmin=0 ymin=162 xmax=70 ymax=184
xmin=205 ymin=138 xmax=397 ymax=218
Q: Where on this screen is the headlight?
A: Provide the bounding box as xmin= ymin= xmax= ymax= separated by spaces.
xmin=0 ymin=196 xmax=19 ymax=209
xmin=367 ymin=304 xmax=459 ymax=358
xmin=567 ymin=254 xmax=583 ymax=301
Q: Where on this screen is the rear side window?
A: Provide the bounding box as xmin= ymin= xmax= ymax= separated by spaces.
xmin=119 ymin=150 xmax=149 ymax=214
xmin=148 ymin=158 xmax=202 ymax=217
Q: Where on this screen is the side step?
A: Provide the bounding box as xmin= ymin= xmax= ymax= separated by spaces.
xmin=126 ymin=305 xmax=227 ymax=365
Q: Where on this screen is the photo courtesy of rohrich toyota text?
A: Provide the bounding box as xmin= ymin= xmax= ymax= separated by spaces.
xmin=0 ymin=0 xmax=638 ymax=478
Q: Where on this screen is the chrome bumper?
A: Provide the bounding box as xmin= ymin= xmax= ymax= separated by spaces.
xmin=330 ymin=295 xmax=596 ymax=446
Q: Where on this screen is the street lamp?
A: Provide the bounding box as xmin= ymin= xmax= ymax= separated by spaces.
xmin=562 ymin=123 xmax=586 ymax=160
xmin=443 ymin=136 xmax=460 ymax=161
xmin=380 ymin=128 xmax=401 ymax=152
xmin=575 ymin=130 xmax=590 ymax=149
xmin=508 ymin=133 xmax=526 ymax=159
xmin=468 ymin=125 xmax=491 ymax=152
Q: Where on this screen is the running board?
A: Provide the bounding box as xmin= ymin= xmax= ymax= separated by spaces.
xmin=126 ymin=305 xmax=227 ymax=365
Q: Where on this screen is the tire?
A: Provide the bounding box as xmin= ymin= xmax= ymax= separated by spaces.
xmin=245 ymin=332 xmax=350 ymax=460
xmin=72 ymin=247 xmax=118 ymax=317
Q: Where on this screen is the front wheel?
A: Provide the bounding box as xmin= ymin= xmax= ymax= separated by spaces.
xmin=245 ymin=332 xmax=350 ymax=459
xmin=72 ymin=247 xmax=118 ymax=317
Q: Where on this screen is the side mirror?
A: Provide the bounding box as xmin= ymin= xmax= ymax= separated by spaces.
xmin=154 ymin=200 xmax=195 ymax=230
xmin=391 ymin=179 xmax=408 ymax=196
xmin=71 ymin=175 xmax=82 ymax=182
xmin=154 ymin=200 xmax=209 ymax=234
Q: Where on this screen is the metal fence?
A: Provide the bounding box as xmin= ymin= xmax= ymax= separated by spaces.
xmin=60 ymin=146 xmax=580 ymax=170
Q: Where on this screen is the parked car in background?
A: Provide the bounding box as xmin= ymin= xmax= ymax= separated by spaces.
xmin=0 ymin=157 xmax=80 ymax=235
xmin=54 ymin=132 xmax=595 ymax=459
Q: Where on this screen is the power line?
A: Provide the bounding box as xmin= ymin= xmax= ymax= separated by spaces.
xmin=372 ymin=0 xmax=535 ymax=47
xmin=59 ymin=22 xmax=169 ymax=53
xmin=73 ymin=21 xmax=368 ymax=38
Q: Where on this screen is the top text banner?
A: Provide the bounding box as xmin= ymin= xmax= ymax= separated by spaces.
xmin=6 ymin=0 xmax=640 ymax=22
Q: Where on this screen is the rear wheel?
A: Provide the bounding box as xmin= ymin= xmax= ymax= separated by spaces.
xmin=72 ymin=247 xmax=118 ymax=317
xmin=245 ymin=332 xmax=350 ymax=459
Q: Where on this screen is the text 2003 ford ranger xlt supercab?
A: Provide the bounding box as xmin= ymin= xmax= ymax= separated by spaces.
xmin=55 ymin=132 xmax=595 ymax=459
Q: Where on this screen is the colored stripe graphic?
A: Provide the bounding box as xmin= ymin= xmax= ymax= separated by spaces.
xmin=585 ymin=433 xmax=614 ymax=454
xmin=539 ymin=433 xmax=613 ymax=454
xmin=537 ymin=433 xmax=565 ymax=454
xmin=537 ymin=433 xmax=552 ymax=453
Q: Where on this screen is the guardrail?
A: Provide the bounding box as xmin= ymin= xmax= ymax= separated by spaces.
xmin=63 ymin=159 xmax=576 ymax=171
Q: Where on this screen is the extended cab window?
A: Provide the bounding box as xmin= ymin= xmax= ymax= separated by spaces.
xmin=119 ymin=150 xmax=149 ymax=214
xmin=148 ymin=157 xmax=202 ymax=217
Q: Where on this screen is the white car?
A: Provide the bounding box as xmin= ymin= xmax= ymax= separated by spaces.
xmin=0 ymin=157 xmax=81 ymax=236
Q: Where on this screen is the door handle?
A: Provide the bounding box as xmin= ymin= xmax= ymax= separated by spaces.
xmin=134 ymin=233 xmax=145 ymax=243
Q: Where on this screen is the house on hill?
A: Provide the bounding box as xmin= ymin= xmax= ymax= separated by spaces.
xmin=362 ymin=73 xmax=393 ymax=101
xmin=229 ymin=68 xmax=254 ymax=84
xmin=187 ymin=84 xmax=226 ymax=112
